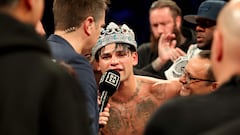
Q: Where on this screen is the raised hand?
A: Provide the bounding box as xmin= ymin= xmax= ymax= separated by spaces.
xmin=158 ymin=33 xmax=185 ymax=62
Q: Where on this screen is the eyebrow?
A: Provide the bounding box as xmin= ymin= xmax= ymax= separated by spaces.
xmin=101 ymin=48 xmax=127 ymax=55
xmin=184 ymin=69 xmax=196 ymax=78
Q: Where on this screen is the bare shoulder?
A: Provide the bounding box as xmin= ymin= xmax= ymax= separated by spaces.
xmin=152 ymin=79 xmax=182 ymax=90
xmin=135 ymin=75 xmax=181 ymax=88
xmin=153 ymin=79 xmax=181 ymax=100
xmin=135 ymin=75 xmax=181 ymax=100
xmin=135 ymin=75 xmax=166 ymax=83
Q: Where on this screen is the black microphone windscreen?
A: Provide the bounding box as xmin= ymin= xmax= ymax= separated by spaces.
xmin=99 ymin=69 xmax=120 ymax=96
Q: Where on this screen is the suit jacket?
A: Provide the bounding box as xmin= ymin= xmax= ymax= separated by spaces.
xmin=144 ymin=75 xmax=240 ymax=135
xmin=47 ymin=34 xmax=99 ymax=135
xmin=0 ymin=13 xmax=90 ymax=135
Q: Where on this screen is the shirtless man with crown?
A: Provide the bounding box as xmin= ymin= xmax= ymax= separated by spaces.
xmin=92 ymin=22 xmax=182 ymax=135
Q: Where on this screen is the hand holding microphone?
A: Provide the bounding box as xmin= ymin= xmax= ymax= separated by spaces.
xmin=98 ymin=69 xmax=120 ymax=128
xmin=99 ymin=69 xmax=120 ymax=113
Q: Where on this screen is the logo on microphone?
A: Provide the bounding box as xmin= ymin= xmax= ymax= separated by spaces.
xmin=105 ymin=72 xmax=120 ymax=87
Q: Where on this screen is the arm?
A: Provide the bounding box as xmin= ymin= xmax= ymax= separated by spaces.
xmin=151 ymin=79 xmax=182 ymax=101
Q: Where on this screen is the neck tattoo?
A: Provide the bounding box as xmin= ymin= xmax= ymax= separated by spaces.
xmin=111 ymin=79 xmax=140 ymax=104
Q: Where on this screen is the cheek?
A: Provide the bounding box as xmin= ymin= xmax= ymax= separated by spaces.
xmin=98 ymin=61 xmax=109 ymax=71
xmin=125 ymin=58 xmax=136 ymax=67
xmin=188 ymin=84 xmax=198 ymax=93
xmin=93 ymin=29 xmax=101 ymax=42
xmin=206 ymin=29 xmax=214 ymax=38
xmin=206 ymin=33 xmax=213 ymax=40
xmin=151 ymin=27 xmax=159 ymax=37
xmin=191 ymin=87 xmax=200 ymax=94
xmin=96 ymin=27 xmax=101 ymax=36
xmin=167 ymin=24 xmax=175 ymax=32
xmin=191 ymin=83 xmax=208 ymax=94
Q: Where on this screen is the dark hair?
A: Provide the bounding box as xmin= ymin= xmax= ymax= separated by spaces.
xmin=53 ymin=0 xmax=110 ymax=31
xmin=0 ymin=0 xmax=17 ymax=7
xmin=198 ymin=50 xmax=216 ymax=83
xmin=95 ymin=43 xmax=136 ymax=61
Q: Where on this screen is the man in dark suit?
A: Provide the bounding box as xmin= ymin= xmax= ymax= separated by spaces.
xmin=0 ymin=0 xmax=91 ymax=134
xmin=144 ymin=1 xmax=240 ymax=135
xmin=47 ymin=0 xmax=110 ymax=134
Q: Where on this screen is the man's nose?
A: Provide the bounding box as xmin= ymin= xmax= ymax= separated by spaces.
xmin=196 ymin=25 xmax=205 ymax=32
xmin=179 ymin=75 xmax=187 ymax=85
xmin=157 ymin=25 xmax=164 ymax=34
xmin=110 ymin=55 xmax=120 ymax=65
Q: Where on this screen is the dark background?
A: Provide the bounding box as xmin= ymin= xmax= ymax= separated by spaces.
xmin=42 ymin=0 xmax=229 ymax=46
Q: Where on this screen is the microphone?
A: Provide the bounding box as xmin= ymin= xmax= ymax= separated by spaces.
xmin=99 ymin=69 xmax=120 ymax=113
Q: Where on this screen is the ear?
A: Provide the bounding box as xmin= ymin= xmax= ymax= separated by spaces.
xmin=217 ymin=31 xmax=223 ymax=62
xmin=211 ymin=82 xmax=218 ymax=92
xmin=132 ymin=52 xmax=138 ymax=66
xmin=83 ymin=16 xmax=95 ymax=36
xmin=175 ymin=16 xmax=182 ymax=29
xmin=212 ymin=29 xmax=223 ymax=62
xmin=22 ymin=0 xmax=33 ymax=10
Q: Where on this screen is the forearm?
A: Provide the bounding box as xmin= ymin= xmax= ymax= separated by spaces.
xmin=151 ymin=57 xmax=168 ymax=71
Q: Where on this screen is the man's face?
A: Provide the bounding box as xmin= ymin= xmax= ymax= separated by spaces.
xmin=97 ymin=43 xmax=138 ymax=82
xmin=196 ymin=18 xmax=216 ymax=50
xmin=83 ymin=10 xmax=106 ymax=58
xmin=150 ymin=7 xmax=179 ymax=40
xmin=92 ymin=11 xmax=106 ymax=48
xmin=179 ymin=56 xmax=214 ymax=95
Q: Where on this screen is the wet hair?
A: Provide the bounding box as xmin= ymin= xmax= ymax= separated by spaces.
xmin=95 ymin=43 xmax=136 ymax=61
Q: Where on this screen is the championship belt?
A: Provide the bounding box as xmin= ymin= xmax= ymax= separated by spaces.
xmin=165 ymin=56 xmax=188 ymax=80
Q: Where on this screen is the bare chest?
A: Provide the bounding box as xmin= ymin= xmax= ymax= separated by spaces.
xmin=100 ymin=95 xmax=159 ymax=135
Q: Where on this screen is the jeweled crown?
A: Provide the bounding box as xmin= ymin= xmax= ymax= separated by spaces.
xmin=92 ymin=22 xmax=137 ymax=58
